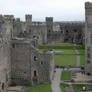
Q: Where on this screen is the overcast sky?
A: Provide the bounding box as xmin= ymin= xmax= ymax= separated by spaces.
xmin=0 ymin=0 xmax=92 ymax=21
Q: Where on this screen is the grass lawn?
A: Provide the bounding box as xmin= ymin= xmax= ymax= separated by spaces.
xmin=61 ymin=71 xmax=71 ymax=80
xmin=39 ymin=43 xmax=76 ymax=66
xmin=55 ymin=54 xmax=76 ymax=66
xmin=39 ymin=44 xmax=75 ymax=50
xmin=25 ymin=83 xmax=52 ymax=92
xmin=60 ymin=83 xmax=92 ymax=92
xmin=60 ymin=83 xmax=69 ymax=92
xmin=72 ymin=84 xmax=90 ymax=91
xmin=77 ymin=45 xmax=85 ymax=66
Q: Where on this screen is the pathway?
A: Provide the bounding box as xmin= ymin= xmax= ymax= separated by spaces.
xmin=7 ymin=86 xmax=25 ymax=92
xmin=51 ymin=68 xmax=62 ymax=92
xmin=74 ymin=44 xmax=80 ymax=67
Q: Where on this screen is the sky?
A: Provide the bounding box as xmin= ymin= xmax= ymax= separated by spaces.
xmin=0 ymin=0 xmax=92 ymax=21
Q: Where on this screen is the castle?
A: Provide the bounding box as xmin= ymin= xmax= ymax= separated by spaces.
xmin=0 ymin=15 xmax=55 ymax=92
xmin=0 ymin=2 xmax=92 ymax=92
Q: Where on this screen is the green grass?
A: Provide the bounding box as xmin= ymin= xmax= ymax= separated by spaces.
xmin=72 ymin=84 xmax=89 ymax=91
xmin=77 ymin=45 xmax=85 ymax=66
xmin=39 ymin=43 xmax=76 ymax=66
xmin=25 ymin=83 xmax=52 ymax=92
xmin=55 ymin=54 xmax=76 ymax=66
xmin=39 ymin=44 xmax=74 ymax=50
xmin=60 ymin=83 xmax=92 ymax=92
xmin=61 ymin=71 xmax=71 ymax=80
xmin=60 ymin=83 xmax=69 ymax=92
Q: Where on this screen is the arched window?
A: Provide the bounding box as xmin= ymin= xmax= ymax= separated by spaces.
xmin=34 ymin=71 xmax=37 ymax=77
xmin=34 ymin=56 xmax=37 ymax=61
xmin=2 ymin=83 xmax=4 ymax=90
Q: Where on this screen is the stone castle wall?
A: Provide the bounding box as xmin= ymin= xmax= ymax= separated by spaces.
xmin=85 ymin=2 xmax=92 ymax=75
xmin=0 ymin=11 xmax=86 ymax=91
xmin=10 ymin=38 xmax=54 ymax=86
xmin=13 ymin=15 xmax=47 ymax=45
xmin=0 ymin=15 xmax=13 ymax=92
xmin=9 ymin=15 xmax=85 ymax=45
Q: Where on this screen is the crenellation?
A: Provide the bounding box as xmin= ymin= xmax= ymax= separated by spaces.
xmin=85 ymin=2 xmax=92 ymax=9
xmin=15 ymin=18 xmax=20 ymax=22
xmin=25 ymin=14 xmax=32 ymax=24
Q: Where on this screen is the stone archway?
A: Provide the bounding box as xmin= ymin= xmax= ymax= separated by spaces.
xmin=32 ymin=70 xmax=38 ymax=85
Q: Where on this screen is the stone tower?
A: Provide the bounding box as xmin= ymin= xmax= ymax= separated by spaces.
xmin=25 ymin=14 xmax=32 ymax=25
xmin=10 ymin=38 xmax=54 ymax=86
xmin=85 ymin=2 xmax=92 ymax=75
xmin=0 ymin=15 xmax=13 ymax=92
xmin=46 ymin=17 xmax=53 ymax=37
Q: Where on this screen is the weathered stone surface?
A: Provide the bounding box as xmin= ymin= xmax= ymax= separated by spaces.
xmin=10 ymin=38 xmax=54 ymax=86
xmin=0 ymin=11 xmax=86 ymax=92
xmin=85 ymin=2 xmax=92 ymax=76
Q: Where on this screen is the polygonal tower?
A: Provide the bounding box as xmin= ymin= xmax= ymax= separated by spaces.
xmin=85 ymin=2 xmax=92 ymax=75
xmin=46 ymin=17 xmax=53 ymax=37
xmin=25 ymin=14 xmax=32 ymax=25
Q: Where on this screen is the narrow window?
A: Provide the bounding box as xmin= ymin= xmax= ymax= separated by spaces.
xmin=2 ymin=83 xmax=4 ymax=90
xmin=66 ymin=30 xmax=68 ymax=33
xmin=87 ymin=73 xmax=91 ymax=76
xmin=34 ymin=71 xmax=37 ymax=77
xmin=41 ymin=61 xmax=43 ymax=65
xmin=29 ymin=29 xmax=31 ymax=33
xmin=12 ymin=44 xmax=15 ymax=48
xmin=49 ymin=30 xmax=50 ymax=32
xmin=34 ymin=56 xmax=37 ymax=61
xmin=33 ymin=36 xmax=36 ymax=38
xmin=74 ymin=29 xmax=77 ymax=32
xmin=87 ymin=47 xmax=90 ymax=51
xmin=87 ymin=53 xmax=91 ymax=58
xmin=91 ymin=34 xmax=92 ymax=44
xmin=87 ymin=60 xmax=90 ymax=64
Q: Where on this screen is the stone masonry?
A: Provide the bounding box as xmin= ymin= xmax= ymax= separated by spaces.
xmin=85 ymin=2 xmax=92 ymax=75
xmin=10 ymin=38 xmax=54 ymax=86
xmin=0 ymin=4 xmax=88 ymax=92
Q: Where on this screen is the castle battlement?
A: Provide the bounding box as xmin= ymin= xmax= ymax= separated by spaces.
xmin=4 ymin=15 xmax=14 ymax=20
xmin=32 ymin=22 xmax=46 ymax=26
xmin=15 ymin=18 xmax=20 ymax=22
xmin=85 ymin=2 xmax=92 ymax=9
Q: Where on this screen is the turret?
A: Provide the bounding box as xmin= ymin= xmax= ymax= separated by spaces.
xmin=85 ymin=2 xmax=92 ymax=75
xmin=25 ymin=14 xmax=32 ymax=25
xmin=85 ymin=2 xmax=92 ymax=9
xmin=4 ymin=15 xmax=14 ymax=23
xmin=46 ymin=17 xmax=53 ymax=35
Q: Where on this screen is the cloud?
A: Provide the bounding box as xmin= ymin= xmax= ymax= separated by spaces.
xmin=0 ymin=0 xmax=91 ymax=21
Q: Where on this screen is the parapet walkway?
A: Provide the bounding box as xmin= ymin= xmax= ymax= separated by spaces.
xmin=51 ymin=68 xmax=62 ymax=92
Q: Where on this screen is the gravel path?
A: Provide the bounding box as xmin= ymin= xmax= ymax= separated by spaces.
xmin=74 ymin=44 xmax=80 ymax=67
xmin=51 ymin=68 xmax=62 ymax=92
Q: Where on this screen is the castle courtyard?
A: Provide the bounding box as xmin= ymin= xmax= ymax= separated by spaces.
xmin=39 ymin=43 xmax=85 ymax=67
xmin=0 ymin=1 xmax=92 ymax=92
